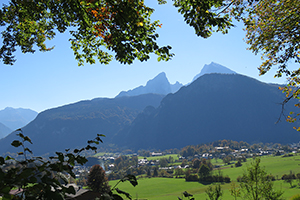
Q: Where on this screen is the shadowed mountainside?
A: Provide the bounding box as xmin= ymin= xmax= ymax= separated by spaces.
xmin=115 ymin=73 xmax=300 ymax=150
xmin=0 ymin=94 xmax=164 ymax=155
xmin=0 ymin=122 xmax=11 ymax=139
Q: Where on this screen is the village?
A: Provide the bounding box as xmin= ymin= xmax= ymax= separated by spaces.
xmin=73 ymin=141 xmax=300 ymax=182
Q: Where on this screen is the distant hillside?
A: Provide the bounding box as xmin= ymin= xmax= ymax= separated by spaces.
xmin=192 ymin=62 xmax=236 ymax=82
xmin=115 ymin=74 xmax=300 ymax=150
xmin=116 ymin=72 xmax=183 ymax=98
xmin=0 ymin=94 xmax=164 ymax=155
xmin=0 ymin=122 xmax=11 ymax=139
xmin=0 ymin=107 xmax=38 ymax=131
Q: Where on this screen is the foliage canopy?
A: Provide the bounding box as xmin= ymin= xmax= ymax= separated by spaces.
xmin=1 ymin=0 xmax=298 ymax=73
xmin=0 ymin=0 xmax=174 ymax=65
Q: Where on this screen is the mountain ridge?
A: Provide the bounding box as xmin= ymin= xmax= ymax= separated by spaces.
xmin=0 ymin=94 xmax=164 ymax=155
xmin=0 ymin=107 xmax=38 ymax=131
xmin=116 ymin=72 xmax=183 ymax=98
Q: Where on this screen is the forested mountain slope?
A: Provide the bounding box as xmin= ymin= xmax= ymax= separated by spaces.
xmin=115 ymin=74 xmax=300 ymax=150
xmin=0 ymin=94 xmax=164 ymax=155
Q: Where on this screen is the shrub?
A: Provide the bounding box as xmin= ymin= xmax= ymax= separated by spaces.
xmin=235 ymin=160 xmax=242 ymax=167
xmin=224 ymin=176 xmax=231 ymax=183
xmin=266 ymin=174 xmax=275 ymax=181
xmin=185 ymin=174 xmax=199 ymax=182
xmin=282 ymin=173 xmax=296 ymax=180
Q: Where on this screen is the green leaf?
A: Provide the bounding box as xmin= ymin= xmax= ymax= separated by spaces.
xmin=23 ymin=136 xmax=32 ymax=144
xmin=122 ymin=174 xmax=138 ymax=187
xmin=116 ymin=188 xmax=131 ymax=199
xmin=11 ymin=140 xmax=22 ymax=147
xmin=24 ymin=147 xmax=33 ymax=154
xmin=5 ymin=156 xmax=12 ymax=160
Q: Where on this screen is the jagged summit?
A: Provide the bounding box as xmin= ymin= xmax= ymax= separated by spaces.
xmin=116 ymin=72 xmax=183 ymax=98
xmin=192 ymin=62 xmax=237 ymax=82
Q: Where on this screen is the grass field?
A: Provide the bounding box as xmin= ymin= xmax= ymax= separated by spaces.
xmin=110 ymin=154 xmax=300 ymax=200
xmin=138 ymin=154 xmax=179 ymax=161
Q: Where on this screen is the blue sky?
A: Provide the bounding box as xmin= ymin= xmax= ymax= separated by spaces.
xmin=0 ymin=1 xmax=293 ymax=113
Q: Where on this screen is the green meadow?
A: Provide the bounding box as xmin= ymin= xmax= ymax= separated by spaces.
xmin=138 ymin=154 xmax=179 ymax=162
xmin=110 ymin=154 xmax=300 ymax=200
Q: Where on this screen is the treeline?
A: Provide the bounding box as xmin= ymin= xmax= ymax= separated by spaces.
xmin=179 ymin=139 xmax=290 ymax=158
xmin=180 ymin=140 xmax=250 ymax=158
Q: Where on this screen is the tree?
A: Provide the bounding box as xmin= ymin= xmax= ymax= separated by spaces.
xmin=153 ymin=167 xmax=158 ymax=177
xmin=159 ymin=158 xmax=168 ymax=167
xmin=239 ymin=0 xmax=300 ymax=128
xmin=282 ymin=171 xmax=296 ymax=188
xmin=168 ymin=156 xmax=174 ymax=163
xmin=87 ymin=164 xmax=110 ymax=194
xmin=147 ymin=167 xmax=151 ymax=177
xmin=174 ymin=167 xmax=184 ymax=177
xmin=192 ymin=158 xmax=201 ymax=169
xmin=205 ymin=184 xmax=223 ymax=200
xmin=222 ymin=155 xmax=232 ymax=165
xmin=242 ymin=0 xmax=300 ymax=78
xmin=239 ymin=158 xmax=284 ymax=200
xmin=229 ymin=182 xmax=241 ymax=200
xmin=235 ymin=160 xmax=242 ymax=167
xmin=198 ymin=164 xmax=211 ymax=181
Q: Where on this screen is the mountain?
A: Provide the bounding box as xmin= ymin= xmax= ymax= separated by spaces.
xmin=0 ymin=94 xmax=164 ymax=155
xmin=192 ymin=62 xmax=236 ymax=82
xmin=116 ymin=72 xmax=183 ymax=98
xmin=0 ymin=107 xmax=38 ymax=131
xmin=0 ymin=122 xmax=12 ymax=139
xmin=115 ymin=74 xmax=300 ymax=150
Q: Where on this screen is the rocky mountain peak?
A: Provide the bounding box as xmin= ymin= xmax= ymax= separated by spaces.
xmin=192 ymin=62 xmax=237 ymax=82
xmin=116 ymin=72 xmax=183 ymax=98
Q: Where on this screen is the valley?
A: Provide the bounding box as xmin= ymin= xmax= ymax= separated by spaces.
xmin=1 ymin=63 xmax=300 ymax=199
xmin=109 ymin=154 xmax=300 ymax=200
